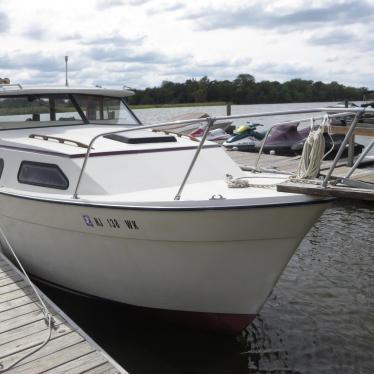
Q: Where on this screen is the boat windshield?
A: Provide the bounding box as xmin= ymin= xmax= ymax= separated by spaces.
xmin=72 ymin=94 xmax=139 ymax=125
xmin=0 ymin=94 xmax=140 ymax=130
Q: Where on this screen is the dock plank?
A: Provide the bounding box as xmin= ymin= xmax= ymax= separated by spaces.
xmin=0 ymin=280 xmax=29 ymax=295
xmin=1 ymin=331 xmax=85 ymax=369
xmin=0 ymin=302 xmax=42 ymax=323
xmin=0 ymin=315 xmax=64 ymax=346
xmin=0 ymin=310 xmax=49 ymax=335
xmin=85 ymin=362 xmax=121 ymax=373
xmin=0 ymin=270 xmax=19 ymax=281
xmin=0 ymin=253 xmax=127 ymax=373
xmin=0 ymin=322 xmax=72 ymax=360
xmin=0 ymin=288 xmax=34 ymax=305
xmin=0 ymin=294 xmax=38 ymax=313
xmin=45 ymin=351 xmax=108 ymax=374
xmin=0 ymin=274 xmax=24 ymax=287
xmin=277 ymin=182 xmax=374 ymax=201
xmin=0 ymin=265 xmax=17 ymax=275
xmin=5 ymin=340 xmax=94 ymax=374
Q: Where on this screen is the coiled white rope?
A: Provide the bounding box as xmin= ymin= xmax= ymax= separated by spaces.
xmin=294 ymin=116 xmax=327 ymax=179
xmin=0 ymin=226 xmax=54 ymax=372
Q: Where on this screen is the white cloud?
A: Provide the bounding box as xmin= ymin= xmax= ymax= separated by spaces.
xmin=0 ymin=0 xmax=373 ymax=89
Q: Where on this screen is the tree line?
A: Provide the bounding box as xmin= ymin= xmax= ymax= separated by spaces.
xmin=127 ymin=74 xmax=368 ymax=105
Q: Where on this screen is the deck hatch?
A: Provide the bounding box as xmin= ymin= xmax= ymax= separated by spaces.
xmin=104 ymin=133 xmax=177 ymax=144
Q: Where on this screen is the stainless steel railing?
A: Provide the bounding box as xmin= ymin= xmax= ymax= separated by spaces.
xmin=254 ymin=112 xmax=356 ymax=171
xmin=72 ymin=107 xmax=373 ymax=200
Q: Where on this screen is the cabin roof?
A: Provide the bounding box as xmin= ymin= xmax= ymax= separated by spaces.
xmin=0 ymin=85 xmax=134 ymax=98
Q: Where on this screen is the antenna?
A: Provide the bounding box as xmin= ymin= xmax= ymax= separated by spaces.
xmin=65 ymin=56 xmax=69 ymax=86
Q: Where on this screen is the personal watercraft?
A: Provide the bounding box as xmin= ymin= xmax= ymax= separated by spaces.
xmin=223 ymin=123 xmax=265 ymax=151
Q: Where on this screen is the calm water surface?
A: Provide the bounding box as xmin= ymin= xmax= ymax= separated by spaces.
xmin=38 ymin=104 xmax=374 ymax=374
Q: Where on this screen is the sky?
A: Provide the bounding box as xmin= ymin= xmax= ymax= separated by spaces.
xmin=0 ymin=0 xmax=374 ymax=90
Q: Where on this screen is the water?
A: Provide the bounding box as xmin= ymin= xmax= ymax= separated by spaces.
xmin=36 ymin=103 xmax=374 ymax=374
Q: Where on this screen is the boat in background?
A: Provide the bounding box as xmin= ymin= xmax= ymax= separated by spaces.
xmin=157 ymin=112 xmax=233 ymax=135
xmin=223 ymin=122 xmax=265 ymax=151
xmin=189 ymin=126 xmax=230 ymax=141
xmin=257 ymin=122 xmax=364 ymax=157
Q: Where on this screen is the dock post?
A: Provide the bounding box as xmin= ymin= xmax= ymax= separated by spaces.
xmin=346 ymin=100 xmax=355 ymax=166
xmin=345 ymin=138 xmax=374 ymax=179
xmin=347 ymin=135 xmax=355 ymax=167
xmin=226 ymin=103 xmax=231 ymax=116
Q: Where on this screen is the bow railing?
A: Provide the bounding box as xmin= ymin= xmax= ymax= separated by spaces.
xmin=72 ymin=107 xmax=374 ymax=200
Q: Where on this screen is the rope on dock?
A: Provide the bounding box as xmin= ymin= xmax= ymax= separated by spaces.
xmin=294 ymin=117 xmax=327 ymax=180
xmin=0 ymin=226 xmax=54 ymax=372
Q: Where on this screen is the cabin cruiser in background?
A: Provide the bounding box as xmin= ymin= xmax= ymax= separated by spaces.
xmin=0 ymin=84 xmax=332 ymax=333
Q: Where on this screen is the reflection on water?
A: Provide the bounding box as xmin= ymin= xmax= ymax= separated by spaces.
xmin=38 ymin=201 xmax=374 ymax=374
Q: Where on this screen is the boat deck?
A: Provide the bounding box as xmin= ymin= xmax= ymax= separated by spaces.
xmin=226 ymin=150 xmax=374 ymax=201
xmin=0 ymin=253 xmax=127 ymax=374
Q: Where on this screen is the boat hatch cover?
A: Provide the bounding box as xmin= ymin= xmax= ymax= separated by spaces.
xmin=104 ymin=133 xmax=177 ymax=144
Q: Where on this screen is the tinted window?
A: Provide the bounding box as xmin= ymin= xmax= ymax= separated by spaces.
xmin=18 ymin=161 xmax=69 ymax=190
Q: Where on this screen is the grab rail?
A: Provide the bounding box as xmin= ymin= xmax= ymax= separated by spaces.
xmin=72 ymin=107 xmax=367 ymax=200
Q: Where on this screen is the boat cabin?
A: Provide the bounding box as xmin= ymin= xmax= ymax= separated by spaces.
xmin=0 ymin=85 xmax=240 ymax=200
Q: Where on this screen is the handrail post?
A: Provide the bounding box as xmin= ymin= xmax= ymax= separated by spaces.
xmin=73 ymin=139 xmax=96 ymax=199
xmin=322 ymin=110 xmax=363 ymax=188
xmin=174 ymin=117 xmax=215 ymax=201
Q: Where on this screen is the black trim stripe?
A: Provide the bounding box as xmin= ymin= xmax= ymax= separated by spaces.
xmin=0 ymin=189 xmax=333 ymax=211
xmin=0 ymin=144 xmax=221 ymax=159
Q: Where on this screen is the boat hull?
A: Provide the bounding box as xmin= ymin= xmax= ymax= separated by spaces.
xmin=0 ymin=193 xmax=329 ymax=331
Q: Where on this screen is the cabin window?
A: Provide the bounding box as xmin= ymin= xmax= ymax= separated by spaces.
xmin=18 ymin=161 xmax=69 ymax=190
xmin=0 ymin=159 xmax=3 ymax=178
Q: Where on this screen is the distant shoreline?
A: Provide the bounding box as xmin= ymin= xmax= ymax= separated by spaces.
xmin=129 ymin=102 xmax=226 ymax=109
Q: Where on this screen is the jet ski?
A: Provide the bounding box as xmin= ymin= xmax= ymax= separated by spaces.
xmin=223 ymin=123 xmax=265 ymax=151
xmin=256 ymin=122 xmax=364 ymax=158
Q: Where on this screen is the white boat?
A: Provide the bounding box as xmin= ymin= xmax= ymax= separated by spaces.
xmin=0 ymin=84 xmax=331 ymax=333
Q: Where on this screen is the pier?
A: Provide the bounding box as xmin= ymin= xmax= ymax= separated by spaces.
xmin=226 ymin=150 xmax=374 ymax=201
xmin=0 ymin=252 xmax=127 ymax=374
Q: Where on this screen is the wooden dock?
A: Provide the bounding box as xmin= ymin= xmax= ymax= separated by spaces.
xmin=0 ymin=252 xmax=127 ymax=374
xmin=226 ymin=150 xmax=374 ymax=201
